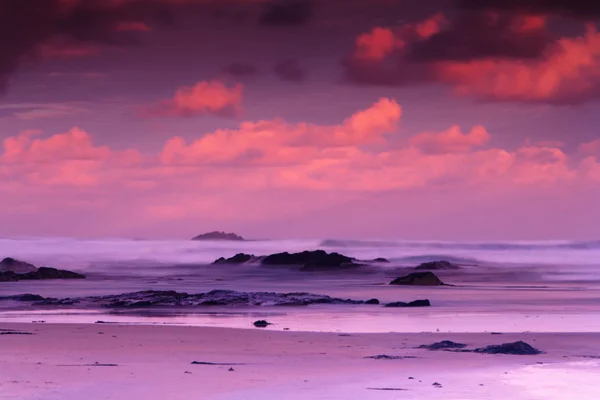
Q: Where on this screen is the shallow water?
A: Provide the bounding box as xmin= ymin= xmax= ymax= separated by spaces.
xmin=2 ymin=237 xmax=600 ymax=333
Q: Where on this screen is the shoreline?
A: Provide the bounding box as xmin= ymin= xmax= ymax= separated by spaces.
xmin=2 ymin=323 xmax=600 ymax=399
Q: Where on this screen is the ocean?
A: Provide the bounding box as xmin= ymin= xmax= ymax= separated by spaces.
xmin=2 ymin=237 xmax=600 ymax=333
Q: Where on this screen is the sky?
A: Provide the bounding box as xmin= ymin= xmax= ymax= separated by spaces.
xmin=1 ymin=0 xmax=600 ymax=240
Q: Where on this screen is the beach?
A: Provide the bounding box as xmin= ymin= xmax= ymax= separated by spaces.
xmin=2 ymin=324 xmax=600 ymax=400
xmin=1 ymin=237 xmax=600 ymax=399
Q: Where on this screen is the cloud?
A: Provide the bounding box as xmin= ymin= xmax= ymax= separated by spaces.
xmin=273 ymin=58 xmax=308 ymax=82
xmin=579 ymin=139 xmax=600 ymax=155
xmin=409 ymin=125 xmax=490 ymax=154
xmin=436 ymin=25 xmax=600 ymax=103
xmin=408 ymin=13 xmax=552 ymax=62
xmin=159 ymin=98 xmax=401 ymax=165
xmin=259 ymin=0 xmax=313 ymax=26
xmin=459 ymin=0 xmax=600 ymax=19
xmin=2 ymin=99 xmax=599 ymax=238
xmin=142 ymin=80 xmax=244 ymax=118
xmin=222 ymin=62 xmax=260 ymax=77
xmin=344 ymin=13 xmax=600 ymax=103
xmin=0 ymin=102 xmax=90 ymax=120
xmin=115 ymin=21 xmax=152 ymax=32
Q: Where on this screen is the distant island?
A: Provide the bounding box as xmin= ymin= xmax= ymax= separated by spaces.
xmin=191 ymin=231 xmax=245 ymax=241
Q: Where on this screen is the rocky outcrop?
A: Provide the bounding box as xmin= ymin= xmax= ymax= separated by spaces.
xmin=474 ymin=341 xmax=542 ymax=355
xmin=414 ymin=260 xmax=460 ymax=270
xmin=262 ymin=250 xmax=360 ymax=270
xmin=0 ymin=257 xmax=37 ymax=273
xmin=213 ymin=253 xmax=256 ymax=264
xmin=389 ymin=272 xmax=445 ymax=286
xmin=253 ymin=320 xmax=270 ymax=328
xmin=21 ymin=290 xmax=367 ymax=308
xmin=419 ymin=340 xmax=467 ymax=350
xmin=385 ymin=299 xmax=431 ymax=307
xmin=0 ymin=266 xmax=85 ymax=282
xmin=192 ymin=231 xmax=244 ymax=241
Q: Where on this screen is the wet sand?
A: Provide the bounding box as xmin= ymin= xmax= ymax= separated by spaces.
xmin=2 ymin=323 xmax=600 ymax=400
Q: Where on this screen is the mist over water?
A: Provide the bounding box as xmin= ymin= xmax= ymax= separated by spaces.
xmin=1 ymin=237 xmax=599 ymax=273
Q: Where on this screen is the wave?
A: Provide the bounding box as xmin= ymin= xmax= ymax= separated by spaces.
xmin=320 ymin=239 xmax=600 ymax=251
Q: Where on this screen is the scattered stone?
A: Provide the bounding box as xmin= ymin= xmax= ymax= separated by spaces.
xmin=365 ymin=355 xmax=418 ymax=360
xmin=253 ymin=320 xmax=270 ymax=328
xmin=228 ymin=367 xmax=234 ymax=372
xmin=191 ymin=361 xmax=244 ymax=365
xmin=213 ymin=253 xmax=255 ymax=264
xmin=414 ymin=260 xmax=460 ymax=270
xmin=191 ymin=231 xmax=244 ymax=241
xmin=28 ymin=289 xmax=366 ymax=308
xmin=389 ymin=272 xmax=445 ymax=286
xmin=419 ymin=340 xmax=467 ymax=350
xmin=385 ymin=299 xmax=431 ymax=307
xmin=261 ymin=250 xmax=359 ymax=270
xmin=432 ymin=382 xmax=442 ymax=388
xmin=0 ymin=266 xmax=85 ymax=282
xmin=474 ymin=341 xmax=542 ymax=355
xmin=365 ymin=298 xmax=380 ymax=305
xmin=0 ymin=257 xmax=37 ymax=273
xmin=0 ymin=294 xmax=45 ymax=302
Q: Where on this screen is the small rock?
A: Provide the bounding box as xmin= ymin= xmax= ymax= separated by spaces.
xmin=389 ymin=272 xmax=445 ymax=286
xmin=228 ymin=367 xmax=234 ymax=372
xmin=253 ymin=320 xmax=270 ymax=328
xmin=474 ymin=341 xmax=542 ymax=355
xmin=365 ymin=298 xmax=380 ymax=305
xmin=419 ymin=340 xmax=467 ymax=350
xmin=385 ymin=299 xmax=431 ymax=307
xmin=414 ymin=260 xmax=460 ymax=270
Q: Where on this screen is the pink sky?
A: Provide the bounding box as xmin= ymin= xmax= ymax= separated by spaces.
xmin=1 ymin=0 xmax=599 ymax=240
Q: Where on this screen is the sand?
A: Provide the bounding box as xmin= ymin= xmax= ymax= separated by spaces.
xmin=2 ymin=323 xmax=600 ymax=400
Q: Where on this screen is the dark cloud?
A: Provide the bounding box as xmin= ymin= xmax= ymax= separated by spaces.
xmin=0 ymin=0 xmax=179 ymax=92
xmin=408 ymin=12 xmax=553 ymax=62
xmin=273 ymin=58 xmax=308 ymax=82
xmin=222 ymin=62 xmax=260 ymax=77
xmin=259 ymin=0 xmax=314 ymax=26
xmin=459 ymin=0 xmax=600 ymax=18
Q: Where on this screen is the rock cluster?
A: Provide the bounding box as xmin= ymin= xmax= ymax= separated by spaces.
xmin=192 ymin=231 xmax=244 ymax=241
xmin=389 ymin=272 xmax=445 ymax=286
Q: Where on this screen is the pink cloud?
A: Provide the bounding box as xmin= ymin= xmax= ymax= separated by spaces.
xmin=579 ymin=139 xmax=600 ymax=155
xmin=36 ymin=37 xmax=102 ymax=59
xmin=115 ymin=21 xmax=152 ymax=32
xmin=409 ymin=125 xmax=490 ymax=154
xmin=159 ymin=98 xmax=401 ymax=165
xmin=436 ymin=25 xmax=600 ymax=103
xmin=1 ymin=100 xmax=599 ymax=239
xmin=144 ymin=80 xmax=243 ymax=118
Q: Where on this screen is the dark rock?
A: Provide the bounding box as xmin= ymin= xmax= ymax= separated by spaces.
xmin=373 ymin=258 xmax=390 ymax=263
xmin=212 ymin=253 xmax=255 ymax=264
xmin=385 ymin=299 xmax=431 ymax=307
xmin=419 ymin=340 xmax=467 ymax=350
xmin=365 ymin=298 xmax=380 ymax=305
xmin=262 ymin=250 xmax=359 ymax=270
xmin=0 ymin=257 xmax=38 ymax=273
xmin=253 ymin=320 xmax=270 ymax=328
xmin=22 ymin=267 xmax=85 ymax=280
xmin=192 ymin=231 xmax=244 ymax=241
xmin=414 ymin=260 xmax=460 ymax=270
xmin=365 ymin=355 xmax=418 ymax=360
xmin=34 ymin=289 xmax=366 ymax=308
xmin=389 ymin=272 xmax=445 ymax=286
xmin=0 ymin=294 xmax=46 ymax=302
xmin=0 ymin=267 xmax=85 ymax=282
xmin=474 ymin=341 xmax=542 ymax=355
